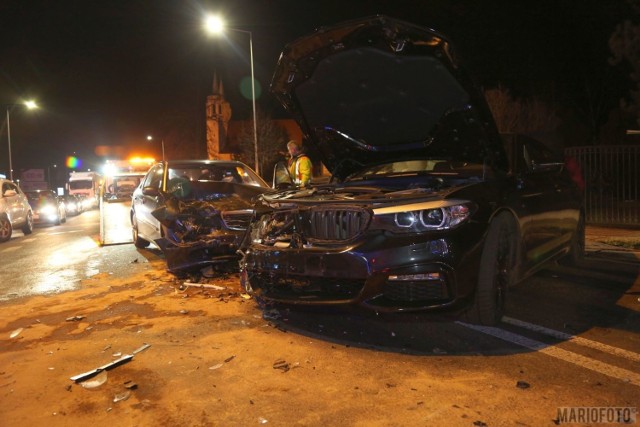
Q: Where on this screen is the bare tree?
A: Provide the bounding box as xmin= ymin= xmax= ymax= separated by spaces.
xmin=484 ymin=85 xmax=560 ymax=134
xmin=236 ymin=108 xmax=290 ymax=180
xmin=609 ymin=0 xmax=640 ymax=126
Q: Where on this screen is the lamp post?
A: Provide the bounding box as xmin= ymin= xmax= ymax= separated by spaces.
xmin=48 ymin=164 xmax=57 ymax=189
xmin=204 ymin=14 xmax=259 ymax=175
xmin=4 ymin=100 xmax=38 ymax=181
xmin=146 ymin=135 xmax=165 ymax=161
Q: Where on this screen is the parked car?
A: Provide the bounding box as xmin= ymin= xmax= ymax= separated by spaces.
xmin=25 ymin=190 xmax=67 ymax=225
xmin=0 ymin=178 xmax=34 ymax=242
xmin=59 ymin=194 xmax=83 ymax=216
xmin=131 ymin=160 xmax=271 ymax=276
xmin=240 ymin=16 xmax=584 ymax=326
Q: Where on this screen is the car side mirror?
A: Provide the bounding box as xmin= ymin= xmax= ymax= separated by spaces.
xmin=3 ymin=189 xmax=17 ymax=197
xmin=272 ymin=161 xmax=294 ymax=190
xmin=142 ymin=186 xmax=161 ymax=197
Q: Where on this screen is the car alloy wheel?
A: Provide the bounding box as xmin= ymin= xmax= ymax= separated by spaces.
xmin=0 ymin=216 xmax=13 ymax=242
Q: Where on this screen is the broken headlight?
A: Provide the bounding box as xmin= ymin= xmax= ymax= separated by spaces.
xmin=371 ymin=200 xmax=474 ymax=233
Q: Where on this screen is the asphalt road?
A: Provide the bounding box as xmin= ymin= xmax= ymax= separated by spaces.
xmin=0 ymin=205 xmax=146 ymax=301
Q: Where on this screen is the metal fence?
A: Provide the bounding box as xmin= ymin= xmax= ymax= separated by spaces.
xmin=565 ymin=145 xmax=640 ymax=227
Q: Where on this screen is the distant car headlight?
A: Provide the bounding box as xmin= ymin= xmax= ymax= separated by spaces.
xmin=372 ymin=200 xmax=474 ymax=233
xmin=40 ymin=205 xmax=56 ymax=215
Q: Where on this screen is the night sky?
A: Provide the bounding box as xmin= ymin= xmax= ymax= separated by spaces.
xmin=0 ymin=0 xmax=634 ymax=176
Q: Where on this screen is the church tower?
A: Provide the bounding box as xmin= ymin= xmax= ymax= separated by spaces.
xmin=206 ymin=73 xmax=232 ymax=160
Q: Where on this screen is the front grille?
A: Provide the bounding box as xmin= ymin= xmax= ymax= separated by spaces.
xmin=221 ymin=210 xmax=254 ymax=230
xmin=304 ymin=207 xmax=370 ymax=242
xmin=382 ymin=280 xmax=449 ymax=302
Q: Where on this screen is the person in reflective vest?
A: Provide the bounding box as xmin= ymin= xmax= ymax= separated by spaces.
xmin=287 ymin=140 xmax=312 ymax=187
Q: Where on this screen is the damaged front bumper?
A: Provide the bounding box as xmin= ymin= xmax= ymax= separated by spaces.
xmin=152 ymin=199 xmax=254 ymax=275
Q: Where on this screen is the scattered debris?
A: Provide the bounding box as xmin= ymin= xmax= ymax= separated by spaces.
xmin=80 ymin=370 xmax=108 ymax=389
xmin=112 ymin=352 xmax=122 ymax=357
xmin=66 ymin=315 xmax=85 ymax=322
xmin=70 ymin=343 xmax=150 ymax=383
xmin=273 ymin=359 xmax=290 ymax=372
xmin=182 ymin=282 xmax=226 ymax=290
xmin=263 ymin=309 xmax=281 ymax=321
xmin=9 ymin=328 xmax=23 ymax=338
xmin=258 ymin=417 xmax=268 ymax=424
xmin=224 ymin=355 xmax=235 ymax=363
xmin=516 ymin=380 xmax=530 ymax=389
xmin=102 ymin=344 xmax=112 ymax=352
xmin=473 ymin=421 xmax=487 ymax=427
xmin=209 ymin=363 xmax=224 ymax=370
xmin=179 ymin=309 xmax=189 ymax=315
xmin=240 ymin=293 xmax=251 ymax=299
xmin=124 ymin=380 xmax=138 ymax=390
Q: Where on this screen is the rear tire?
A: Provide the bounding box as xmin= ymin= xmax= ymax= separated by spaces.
xmin=0 ymin=216 xmax=12 ymax=242
xmin=465 ymin=213 xmax=518 ymax=326
xmin=132 ymin=215 xmax=150 ymax=248
xmin=21 ymin=212 xmax=33 ymax=235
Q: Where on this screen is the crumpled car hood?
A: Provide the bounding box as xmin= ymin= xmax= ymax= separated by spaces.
xmin=270 ymin=15 xmax=507 ymax=180
xmin=151 ymin=182 xmax=267 ymax=275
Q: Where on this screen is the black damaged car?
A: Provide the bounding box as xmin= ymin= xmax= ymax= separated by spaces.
xmin=239 ymin=16 xmax=584 ymax=325
xmin=131 ymin=160 xmax=270 ymax=276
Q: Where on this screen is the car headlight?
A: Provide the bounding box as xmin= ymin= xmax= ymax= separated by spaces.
xmin=372 ymin=200 xmax=474 ymax=233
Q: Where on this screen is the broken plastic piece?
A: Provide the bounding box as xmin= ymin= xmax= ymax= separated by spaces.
xmin=209 ymin=363 xmax=224 ymax=370
xmin=66 ymin=315 xmax=85 ymax=322
xmin=80 ymin=370 xmax=108 ymax=389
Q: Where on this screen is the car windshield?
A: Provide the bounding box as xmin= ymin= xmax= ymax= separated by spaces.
xmin=347 ymin=159 xmax=486 ymax=181
xmin=167 ymin=164 xmax=267 ymax=187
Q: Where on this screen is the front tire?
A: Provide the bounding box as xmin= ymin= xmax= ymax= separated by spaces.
xmin=560 ymin=211 xmax=585 ymax=267
xmin=465 ymin=213 xmax=518 ymax=326
xmin=131 ymin=214 xmax=150 ymax=248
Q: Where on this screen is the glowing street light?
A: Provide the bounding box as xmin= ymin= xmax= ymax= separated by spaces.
xmin=4 ymin=100 xmax=38 ymax=181
xmin=204 ymin=14 xmax=259 ymax=175
xmin=146 ymin=135 xmax=165 ymax=162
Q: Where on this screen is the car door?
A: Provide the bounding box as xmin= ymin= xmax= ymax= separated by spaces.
xmin=518 ymin=137 xmax=575 ymax=267
xmin=133 ymin=164 xmax=164 ymax=240
xmin=4 ymin=183 xmax=26 ymax=224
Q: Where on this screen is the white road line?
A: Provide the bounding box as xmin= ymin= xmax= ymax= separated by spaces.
xmin=457 ymin=321 xmax=640 ymax=386
xmin=503 ymin=316 xmax=640 ymax=363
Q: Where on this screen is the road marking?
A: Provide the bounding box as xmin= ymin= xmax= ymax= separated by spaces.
xmin=457 ymin=321 xmax=640 ymax=386
xmin=503 ymin=316 xmax=640 ymax=363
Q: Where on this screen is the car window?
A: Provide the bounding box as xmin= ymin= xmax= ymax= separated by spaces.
xmin=2 ymin=182 xmax=17 ymax=196
xmin=143 ymin=165 xmax=163 ymax=189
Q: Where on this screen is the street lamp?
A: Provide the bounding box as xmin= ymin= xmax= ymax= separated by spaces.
xmin=146 ymin=135 xmax=165 ymax=161
xmin=204 ymin=14 xmax=259 ymax=175
xmin=4 ymin=100 xmax=38 ymax=181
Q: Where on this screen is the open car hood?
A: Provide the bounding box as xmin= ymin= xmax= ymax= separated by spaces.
xmin=270 ymin=15 xmax=508 ymax=180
